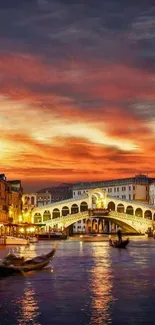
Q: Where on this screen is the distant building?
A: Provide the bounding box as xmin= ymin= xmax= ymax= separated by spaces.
xmin=37 ymin=184 xmax=73 ymax=202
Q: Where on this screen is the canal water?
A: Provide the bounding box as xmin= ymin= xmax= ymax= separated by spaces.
xmin=0 ymin=237 xmax=155 ymax=325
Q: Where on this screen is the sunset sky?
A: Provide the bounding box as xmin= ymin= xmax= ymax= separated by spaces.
xmin=0 ymin=0 xmax=155 ymax=191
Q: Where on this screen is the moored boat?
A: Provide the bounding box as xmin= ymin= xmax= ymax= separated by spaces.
xmin=0 ymin=236 xmax=29 ymax=245
xmin=29 ymin=236 xmax=38 ymax=243
xmin=0 ymin=248 xmax=56 ymax=277
xmin=109 ymin=238 xmax=129 ymax=249
xmin=38 ymin=232 xmax=67 ymax=240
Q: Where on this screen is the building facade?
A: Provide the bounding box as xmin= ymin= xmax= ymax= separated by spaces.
xmin=149 ymin=183 xmax=155 ymax=205
xmin=72 ymin=174 xmax=155 ymax=233
xmin=0 ymin=175 xmax=23 ymax=223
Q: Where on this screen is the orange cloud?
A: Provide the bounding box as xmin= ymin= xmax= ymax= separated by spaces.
xmin=0 ymin=53 xmax=154 ymax=190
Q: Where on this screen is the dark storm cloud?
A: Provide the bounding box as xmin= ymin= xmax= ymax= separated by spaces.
xmin=0 ymin=0 xmax=154 ymax=66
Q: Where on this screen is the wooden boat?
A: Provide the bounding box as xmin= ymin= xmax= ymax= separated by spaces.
xmin=0 ymin=248 xmax=56 ymax=277
xmin=29 ymin=236 xmax=38 ymax=243
xmin=0 ymin=236 xmax=29 ymax=245
xmin=109 ymin=238 xmax=129 ymax=249
xmin=38 ymin=232 xmax=67 ymax=240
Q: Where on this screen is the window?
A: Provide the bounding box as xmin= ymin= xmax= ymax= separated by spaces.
xmin=133 ymin=194 xmax=135 ymax=200
xmin=129 ymin=186 xmax=131 ymax=191
xmin=133 ymin=186 xmax=135 ymax=190
xmin=73 ymin=192 xmax=75 ymax=196
xmin=129 ymin=194 xmax=131 ymax=200
xmin=78 ymin=220 xmax=81 ymax=223
xmin=117 ymin=187 xmax=119 ymax=192
xmin=114 ymin=188 xmax=116 ymax=192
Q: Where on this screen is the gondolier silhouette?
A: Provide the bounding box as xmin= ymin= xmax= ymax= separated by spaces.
xmin=117 ymin=227 xmax=122 ymax=242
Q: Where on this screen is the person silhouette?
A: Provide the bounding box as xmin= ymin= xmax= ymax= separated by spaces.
xmin=117 ymin=227 xmax=122 ymax=242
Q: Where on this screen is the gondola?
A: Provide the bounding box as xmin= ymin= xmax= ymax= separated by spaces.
xmin=109 ymin=238 xmax=129 ymax=249
xmin=0 ymin=248 xmax=56 ymax=277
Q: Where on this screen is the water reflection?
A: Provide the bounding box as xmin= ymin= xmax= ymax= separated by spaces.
xmin=17 ymin=280 xmax=40 ymax=325
xmin=89 ymin=244 xmax=113 ymax=325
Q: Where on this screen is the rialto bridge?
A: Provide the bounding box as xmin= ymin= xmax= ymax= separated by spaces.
xmin=31 ymin=188 xmax=155 ymax=234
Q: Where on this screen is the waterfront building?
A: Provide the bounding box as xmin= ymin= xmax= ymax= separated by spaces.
xmin=0 ymin=174 xmax=23 ymax=223
xmin=72 ymin=174 xmax=155 ymax=233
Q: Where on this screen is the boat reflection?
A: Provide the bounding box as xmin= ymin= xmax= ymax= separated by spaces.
xmin=89 ymin=244 xmax=113 ymax=325
xmin=18 ymin=280 xmax=41 ymax=325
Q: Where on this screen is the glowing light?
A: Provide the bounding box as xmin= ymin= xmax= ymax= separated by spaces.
xmin=19 ymin=215 xmax=22 ymax=222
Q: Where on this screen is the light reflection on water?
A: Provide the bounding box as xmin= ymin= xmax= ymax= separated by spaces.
xmin=17 ymin=281 xmax=41 ymax=325
xmin=0 ymin=238 xmax=155 ymax=324
xmin=89 ymin=245 xmax=113 ymax=325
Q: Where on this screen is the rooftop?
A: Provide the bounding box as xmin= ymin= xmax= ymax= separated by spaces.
xmin=73 ymin=175 xmax=155 ymax=190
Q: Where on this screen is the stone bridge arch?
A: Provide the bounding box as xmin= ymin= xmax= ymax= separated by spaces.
xmin=53 ymin=208 xmax=60 ymax=219
xmin=144 ymin=210 xmax=152 ymax=220
xmin=126 ymin=205 xmax=134 ymax=215
xmin=43 ymin=210 xmax=51 ymax=222
xmin=117 ymin=203 xmax=125 ymax=213
xmin=80 ymin=201 xmax=88 ymax=212
xmin=88 ymin=188 xmax=107 ymax=209
xmin=71 ymin=204 xmax=79 ymax=214
xmin=108 ymin=201 xmax=115 ymax=211
xmin=33 ymin=213 xmax=42 ymax=223
xmin=62 ymin=206 xmax=70 ymax=216
xmin=135 ymin=208 xmax=143 ymax=218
